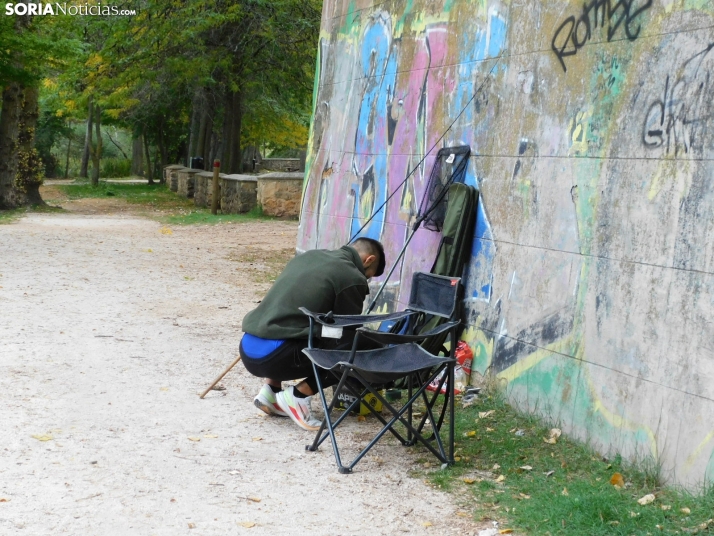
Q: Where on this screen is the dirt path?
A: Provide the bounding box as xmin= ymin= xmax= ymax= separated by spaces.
xmin=0 ymin=198 xmax=487 ymax=535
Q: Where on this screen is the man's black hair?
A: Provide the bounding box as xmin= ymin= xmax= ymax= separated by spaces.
xmin=352 ymin=237 xmax=386 ymax=277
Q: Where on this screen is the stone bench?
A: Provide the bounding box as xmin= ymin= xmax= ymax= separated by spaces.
xmin=221 ymin=174 xmax=258 ymax=214
xmin=257 ymin=172 xmax=304 ymax=218
xmin=194 ymin=171 xmax=228 ymax=208
xmin=176 ymin=168 xmax=202 ymax=198
xmin=163 ymin=164 xmax=185 ymax=187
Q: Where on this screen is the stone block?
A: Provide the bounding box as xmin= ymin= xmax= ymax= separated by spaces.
xmin=168 ymin=167 xmax=188 ymax=192
xmin=163 ymin=164 xmax=184 ymax=185
xmin=257 ymin=172 xmax=304 ymax=218
xmin=261 ymin=158 xmax=303 ymax=172
xmin=194 ymin=171 xmax=226 ymax=208
xmin=176 ymin=168 xmax=201 ymax=198
xmin=221 ymin=174 xmax=258 ymax=214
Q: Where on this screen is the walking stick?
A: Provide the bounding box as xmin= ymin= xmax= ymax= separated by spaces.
xmin=200 ymin=355 xmax=242 ymax=399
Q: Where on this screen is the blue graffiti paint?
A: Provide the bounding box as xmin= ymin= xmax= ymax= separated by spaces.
xmin=350 ymin=16 xmax=397 ymax=240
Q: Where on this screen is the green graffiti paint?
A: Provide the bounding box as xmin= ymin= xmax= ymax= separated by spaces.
xmin=339 ymin=0 xmax=359 ymax=35
xmin=394 ymin=0 xmax=414 ymax=34
xmin=506 ymin=351 xmax=654 ymax=455
xmin=706 ymin=449 xmax=714 ymax=484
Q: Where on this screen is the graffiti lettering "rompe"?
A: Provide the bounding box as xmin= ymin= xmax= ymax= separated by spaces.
xmin=552 ymin=0 xmax=652 ymax=72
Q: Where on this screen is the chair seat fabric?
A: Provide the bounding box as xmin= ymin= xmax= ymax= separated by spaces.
xmin=303 ymin=344 xmax=453 ymax=383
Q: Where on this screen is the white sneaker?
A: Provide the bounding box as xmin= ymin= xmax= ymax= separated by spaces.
xmin=253 ymin=384 xmax=288 ymax=417
xmin=275 ymin=387 xmax=322 ymax=431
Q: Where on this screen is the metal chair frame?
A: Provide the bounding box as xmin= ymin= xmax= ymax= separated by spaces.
xmin=299 ymin=272 xmax=461 ymax=474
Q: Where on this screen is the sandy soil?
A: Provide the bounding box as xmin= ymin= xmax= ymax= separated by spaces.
xmin=0 ymin=194 xmax=489 ymax=535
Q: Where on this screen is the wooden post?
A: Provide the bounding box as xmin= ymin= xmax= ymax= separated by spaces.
xmin=211 ymin=159 xmax=220 ymax=215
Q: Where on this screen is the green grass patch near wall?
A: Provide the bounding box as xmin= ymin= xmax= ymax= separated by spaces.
xmin=425 ymin=388 xmax=713 ymax=535
xmin=54 ymin=180 xmax=274 ymax=225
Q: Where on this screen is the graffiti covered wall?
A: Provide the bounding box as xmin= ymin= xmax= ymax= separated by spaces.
xmin=298 ymin=0 xmax=714 ymax=488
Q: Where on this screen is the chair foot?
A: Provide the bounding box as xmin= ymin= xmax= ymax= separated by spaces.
xmin=338 ymin=467 xmax=352 ymax=474
xmin=306 ymin=445 xmax=318 ymax=452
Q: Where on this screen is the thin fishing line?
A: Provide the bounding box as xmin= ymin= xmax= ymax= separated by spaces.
xmin=347 ymin=51 xmax=505 ymax=245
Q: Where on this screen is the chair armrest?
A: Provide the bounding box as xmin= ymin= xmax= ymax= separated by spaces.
xmin=357 ymin=320 xmax=460 ymax=345
xmin=299 ymin=307 xmax=414 ymax=328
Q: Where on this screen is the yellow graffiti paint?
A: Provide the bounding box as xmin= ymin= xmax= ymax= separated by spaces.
xmin=684 ymin=430 xmax=714 ymax=473
xmin=460 ymin=324 xmax=494 ymax=373
xmin=568 ymin=108 xmax=592 ymax=155
xmin=496 ymin=335 xmax=576 ymax=383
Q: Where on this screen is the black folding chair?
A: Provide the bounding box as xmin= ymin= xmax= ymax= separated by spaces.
xmin=300 ymin=272 xmax=461 ymax=474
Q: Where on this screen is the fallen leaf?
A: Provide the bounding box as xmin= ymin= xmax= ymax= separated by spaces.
xmin=609 ymin=521 xmax=620 ymax=526
xmin=549 ymin=428 xmax=562 ymax=439
xmin=519 ymin=465 xmax=533 ymax=471
xmin=251 ymin=437 xmax=262 ymax=442
xmin=456 ymin=512 xmax=470 ymax=518
xmin=238 ymin=522 xmax=256 ymax=528
xmin=610 ymin=473 xmax=625 ymax=488
xmin=680 ymin=507 xmax=691 ymax=515
xmin=519 ymin=493 xmax=531 ymax=499
xmin=454 ymin=456 xmax=462 ymax=462
xmin=247 ymin=497 xmax=261 ymax=503
xmin=463 ymin=478 xmax=476 ymax=485
xmin=495 ymin=475 xmax=505 ymax=483
xmin=188 ymin=522 xmax=196 ymax=529
xmin=465 ymin=430 xmax=476 ymax=437
xmin=203 ymin=434 xmax=218 ymax=439
xmin=31 ymin=434 xmax=53 ymax=442
xmin=357 ymin=415 xmax=366 ymax=422
xmin=0 ymin=498 xmax=8 ymax=502
xmin=478 ymin=410 xmax=495 ymax=419
xmin=492 ymin=463 xmax=501 ymax=470
xmin=544 ymin=470 xmax=555 ymax=477
xmin=637 ymin=494 xmax=655 ymax=505
xmin=422 ymin=521 xmax=433 ymax=527
xmin=660 ymin=505 xmax=671 ymax=511
xmin=630 ymin=511 xmax=640 ymax=518
xmin=160 ymin=387 xmax=169 ymax=392
xmin=499 ymin=530 xmax=514 ymax=534
xmin=486 ymin=427 xmax=494 ymax=432
xmin=146 ymin=249 xmax=153 ymax=253
xmin=187 ymin=437 xmax=201 ymax=442
xmin=561 ymin=487 xmax=569 ymax=496
xmin=160 ymin=227 xmax=173 ymax=235
xmin=543 ymin=437 xmax=557 ymax=444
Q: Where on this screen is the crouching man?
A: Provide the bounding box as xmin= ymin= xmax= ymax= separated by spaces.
xmin=239 ymin=238 xmax=385 ymax=431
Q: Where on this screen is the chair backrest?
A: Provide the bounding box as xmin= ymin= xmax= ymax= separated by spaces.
xmin=408 ymin=272 xmax=461 ymax=319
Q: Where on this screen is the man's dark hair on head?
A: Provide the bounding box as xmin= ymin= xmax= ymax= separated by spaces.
xmin=351 ymin=237 xmax=386 ymax=277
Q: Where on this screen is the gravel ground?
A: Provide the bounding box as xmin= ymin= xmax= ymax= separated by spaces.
xmin=0 ymin=196 xmax=488 ymax=535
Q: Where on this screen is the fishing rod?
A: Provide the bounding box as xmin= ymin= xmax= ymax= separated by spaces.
xmin=347 ymin=51 xmax=505 ymax=247
xmin=353 ymin=52 xmax=506 ymax=313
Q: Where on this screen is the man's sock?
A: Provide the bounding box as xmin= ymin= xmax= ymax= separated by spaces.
xmin=268 ymin=384 xmax=282 ymax=393
xmin=292 ymin=386 xmax=309 ymax=399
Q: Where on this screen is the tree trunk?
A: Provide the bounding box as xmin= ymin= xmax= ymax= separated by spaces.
xmin=80 ymin=96 xmax=93 ymax=178
xmin=196 ymin=108 xmax=208 ymax=169
xmin=220 ymin=87 xmax=233 ymax=169
xmin=90 ymin=105 xmax=102 ymax=186
xmin=227 ymin=90 xmax=242 ymax=174
xmin=202 ymin=115 xmax=214 ymax=170
xmin=0 ymin=83 xmax=23 ymax=209
xmin=131 ymin=135 xmax=143 ymax=176
xmin=157 ymin=117 xmax=168 ymax=183
xmin=64 ymin=132 xmax=72 ymax=179
xmin=187 ymin=89 xmax=202 ymax=163
xmin=15 ymin=85 xmax=43 ymax=205
xmin=143 ymin=129 xmax=154 ymax=185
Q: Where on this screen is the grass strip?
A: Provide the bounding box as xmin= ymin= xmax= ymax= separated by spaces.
xmin=54 ymin=180 xmax=276 ymax=224
xmin=426 ymin=388 xmax=713 ymax=535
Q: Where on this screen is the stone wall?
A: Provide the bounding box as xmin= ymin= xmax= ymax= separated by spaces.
xmin=194 ymin=171 xmax=227 ymax=208
xmin=299 ymin=0 xmax=714 ymax=487
xmin=176 ymin=168 xmax=201 ymax=198
xmin=257 ymin=172 xmax=303 ymax=218
xmin=163 ymin=165 xmax=184 ymax=186
xmin=261 ymin=158 xmax=303 ymax=173
xmin=221 ymin=175 xmax=258 ymax=214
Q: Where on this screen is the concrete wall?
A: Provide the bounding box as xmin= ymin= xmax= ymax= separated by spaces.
xmin=298 ymin=0 xmax=714 ymax=487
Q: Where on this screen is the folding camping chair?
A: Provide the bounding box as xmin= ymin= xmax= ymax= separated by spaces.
xmin=300 ymin=272 xmax=461 ymax=474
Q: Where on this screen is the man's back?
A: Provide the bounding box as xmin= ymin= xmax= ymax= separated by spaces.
xmin=241 ymin=245 xmax=369 ymax=340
